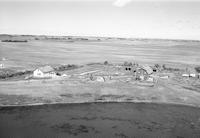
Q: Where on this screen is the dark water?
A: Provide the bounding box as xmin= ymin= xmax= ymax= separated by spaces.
xmin=0 ymin=102 xmax=200 ymax=138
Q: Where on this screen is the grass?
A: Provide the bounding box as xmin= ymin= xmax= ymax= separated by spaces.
xmin=1 ymin=38 xmax=200 ymax=71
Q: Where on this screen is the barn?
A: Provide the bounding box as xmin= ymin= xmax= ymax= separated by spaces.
xmin=136 ymin=65 xmax=153 ymax=81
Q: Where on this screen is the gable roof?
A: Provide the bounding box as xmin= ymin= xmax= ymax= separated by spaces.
xmin=37 ymin=65 xmax=54 ymax=73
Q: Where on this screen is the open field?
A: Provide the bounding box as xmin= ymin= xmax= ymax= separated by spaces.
xmin=1 ymin=36 xmax=200 ymax=70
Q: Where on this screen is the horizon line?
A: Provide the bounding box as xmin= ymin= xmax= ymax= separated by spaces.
xmin=0 ymin=33 xmax=200 ymax=42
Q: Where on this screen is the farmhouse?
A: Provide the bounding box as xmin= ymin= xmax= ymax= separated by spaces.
xmin=33 ymin=65 xmax=56 ymax=78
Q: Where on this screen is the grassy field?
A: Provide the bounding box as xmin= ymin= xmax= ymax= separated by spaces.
xmin=1 ymin=38 xmax=200 ymax=70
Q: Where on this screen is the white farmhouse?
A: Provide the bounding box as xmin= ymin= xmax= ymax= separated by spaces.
xmin=33 ymin=65 xmax=56 ymax=78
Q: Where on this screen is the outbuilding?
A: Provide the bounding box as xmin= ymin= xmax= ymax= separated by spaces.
xmin=136 ymin=65 xmax=153 ymax=81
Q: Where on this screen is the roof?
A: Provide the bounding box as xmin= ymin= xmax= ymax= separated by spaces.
xmin=37 ymin=65 xmax=54 ymax=73
xmin=139 ymin=65 xmax=153 ymax=75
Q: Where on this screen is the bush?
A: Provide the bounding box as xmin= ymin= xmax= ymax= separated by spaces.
xmin=0 ymin=70 xmax=32 ymax=79
xmin=195 ymin=66 xmax=200 ymax=73
xmin=54 ymin=64 xmax=80 ymax=71
xmin=104 ymin=61 xmax=108 ymax=65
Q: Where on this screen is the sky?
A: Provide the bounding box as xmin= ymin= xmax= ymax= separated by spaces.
xmin=0 ymin=0 xmax=200 ymax=40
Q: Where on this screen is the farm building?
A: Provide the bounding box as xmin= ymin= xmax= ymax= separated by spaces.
xmin=33 ymin=65 xmax=56 ymax=78
xmin=136 ymin=65 xmax=153 ymax=81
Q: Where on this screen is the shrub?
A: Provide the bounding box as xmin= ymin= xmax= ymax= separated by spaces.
xmin=195 ymin=66 xmax=200 ymax=73
xmin=104 ymin=61 xmax=108 ymax=65
xmin=0 ymin=70 xmax=32 ymax=79
xmin=54 ymin=64 xmax=80 ymax=71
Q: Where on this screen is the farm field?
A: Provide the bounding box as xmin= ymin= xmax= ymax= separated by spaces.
xmin=0 ymin=37 xmax=200 ymax=70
